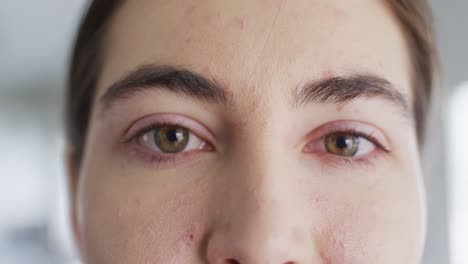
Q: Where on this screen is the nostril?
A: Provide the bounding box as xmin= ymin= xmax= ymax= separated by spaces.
xmin=225 ymin=259 xmax=240 ymax=264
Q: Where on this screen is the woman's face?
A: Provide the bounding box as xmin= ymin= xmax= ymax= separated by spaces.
xmin=71 ymin=0 xmax=426 ymax=263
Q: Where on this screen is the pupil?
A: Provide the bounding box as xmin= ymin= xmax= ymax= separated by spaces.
xmin=336 ymin=137 xmax=349 ymax=149
xmin=166 ymin=129 xmax=179 ymax=142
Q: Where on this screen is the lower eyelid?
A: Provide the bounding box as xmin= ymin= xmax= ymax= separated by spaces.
xmin=138 ymin=131 xmax=162 ymax=152
xmin=134 ymin=130 xmax=212 ymax=160
xmin=304 ymin=133 xmax=386 ymax=156
xmin=313 ymin=152 xmax=382 ymax=170
xmin=127 ymin=146 xmax=207 ymax=169
xmin=123 ymin=114 xmax=217 ymax=146
xmin=302 ymin=121 xmax=391 ymax=150
xmin=303 ymin=135 xmax=384 ymax=165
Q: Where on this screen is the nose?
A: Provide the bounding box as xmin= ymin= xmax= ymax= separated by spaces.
xmin=205 ymin=149 xmax=323 ymax=264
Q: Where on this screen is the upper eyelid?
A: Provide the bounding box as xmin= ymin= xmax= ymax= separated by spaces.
xmin=325 ymin=130 xmax=390 ymax=153
xmin=124 ymin=116 xmax=392 ymax=154
xmin=129 ymin=124 xmax=209 ymax=149
xmin=301 ymin=120 xmax=392 ymax=151
xmin=123 ymin=122 xmax=188 ymax=143
xmin=122 ymin=113 xmax=216 ymax=145
xmin=303 ymin=132 xmax=387 ymax=160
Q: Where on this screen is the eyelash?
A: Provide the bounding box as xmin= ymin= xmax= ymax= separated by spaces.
xmin=323 ymin=128 xmax=390 ymax=152
xmin=310 ymin=127 xmax=391 ymax=167
xmin=123 ymin=121 xmax=390 ymax=168
xmin=123 ymin=121 xmax=187 ymax=143
xmin=123 ymin=120 xmax=213 ymax=168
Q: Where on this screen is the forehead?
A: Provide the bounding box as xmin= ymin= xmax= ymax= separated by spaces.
xmin=98 ymin=0 xmax=411 ymax=105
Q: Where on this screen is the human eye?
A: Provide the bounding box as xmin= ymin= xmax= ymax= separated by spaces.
xmin=303 ymin=121 xmax=391 ymax=166
xmin=137 ymin=123 xmax=208 ymax=152
xmin=122 ymin=114 xmax=214 ymax=167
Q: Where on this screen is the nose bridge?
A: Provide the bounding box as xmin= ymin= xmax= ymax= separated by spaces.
xmin=206 ymin=131 xmax=323 ymax=263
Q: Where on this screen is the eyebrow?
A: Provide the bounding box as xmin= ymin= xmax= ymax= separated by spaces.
xmin=100 ymin=65 xmax=411 ymax=120
xmin=293 ymin=74 xmax=411 ymax=117
xmin=100 ymin=65 xmax=229 ymax=111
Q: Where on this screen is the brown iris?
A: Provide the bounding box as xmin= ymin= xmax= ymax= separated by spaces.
xmin=154 ymin=125 xmax=189 ymax=153
xmin=325 ymin=133 xmax=360 ymax=156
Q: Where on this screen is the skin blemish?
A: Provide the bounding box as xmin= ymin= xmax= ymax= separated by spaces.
xmin=202 ymin=66 xmax=210 ymax=74
xmin=233 ymin=17 xmax=246 ymax=30
xmin=186 ymin=5 xmax=197 ymax=16
xmin=310 ymin=194 xmax=330 ymax=204
xmin=224 ymin=84 xmax=233 ymax=99
xmin=335 ymin=103 xmax=345 ymax=112
xmin=203 ymin=14 xmax=213 ymax=24
xmin=135 ymin=197 xmax=142 ymax=207
xmin=377 ymin=61 xmax=384 ymax=69
xmin=322 ymin=69 xmax=335 ymax=79
xmin=174 ymin=223 xmax=200 ymax=250
xmin=332 ymin=6 xmax=347 ymax=22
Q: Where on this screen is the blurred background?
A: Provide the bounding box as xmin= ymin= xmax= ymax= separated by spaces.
xmin=0 ymin=1 xmax=466 ymax=263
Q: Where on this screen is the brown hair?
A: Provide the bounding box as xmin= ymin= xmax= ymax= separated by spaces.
xmin=384 ymin=0 xmax=438 ymax=142
xmin=66 ymin=0 xmax=438 ymax=168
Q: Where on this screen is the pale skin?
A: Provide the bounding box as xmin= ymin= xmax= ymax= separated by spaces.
xmin=68 ymin=0 xmax=427 ymax=263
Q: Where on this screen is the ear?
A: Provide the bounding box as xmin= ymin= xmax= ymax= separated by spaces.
xmin=66 ymin=144 xmax=82 ymax=256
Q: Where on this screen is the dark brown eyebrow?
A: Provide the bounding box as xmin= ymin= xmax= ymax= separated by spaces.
xmin=100 ymin=65 xmax=229 ymax=111
xmin=101 ymin=65 xmax=411 ymax=122
xmin=294 ymin=74 xmax=411 ymax=118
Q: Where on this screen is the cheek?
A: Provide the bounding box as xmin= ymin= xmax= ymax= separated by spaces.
xmin=131 ymin=188 xmax=210 ymax=263
xmin=315 ymin=197 xmax=382 ymax=263
xmin=312 ymin=176 xmax=425 ymax=263
xmin=77 ymin=164 xmax=213 ymax=263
